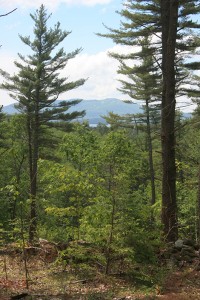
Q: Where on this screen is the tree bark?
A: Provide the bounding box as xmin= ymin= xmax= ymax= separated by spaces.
xmin=161 ymin=0 xmax=179 ymax=242
xmin=28 ymin=121 xmax=39 ymax=243
xmin=197 ymin=164 xmax=200 ymax=242
xmin=29 ymin=88 xmax=40 ymax=243
xmin=145 ymin=99 xmax=156 ymax=207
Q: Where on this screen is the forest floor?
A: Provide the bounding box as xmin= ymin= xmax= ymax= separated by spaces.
xmin=1 ymin=247 xmax=200 ymax=300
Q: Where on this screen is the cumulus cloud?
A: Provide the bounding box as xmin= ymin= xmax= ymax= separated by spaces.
xmin=0 ymin=51 xmax=18 ymax=106
xmin=0 ymin=45 xmax=193 ymax=111
xmin=61 ymin=45 xmax=132 ymax=100
xmin=1 ymin=0 xmax=112 ymax=10
xmin=62 ymin=51 xmax=120 ymax=100
xmin=0 ymin=45 xmax=132 ymax=105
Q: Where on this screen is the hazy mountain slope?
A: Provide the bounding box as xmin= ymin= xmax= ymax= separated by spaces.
xmin=3 ymin=98 xmax=142 ymax=124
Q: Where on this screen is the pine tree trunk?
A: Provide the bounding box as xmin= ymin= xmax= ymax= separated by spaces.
xmin=29 ymin=156 xmax=38 ymax=243
xmin=29 ymin=95 xmax=40 ymax=243
xmin=105 ymin=164 xmax=115 ymax=275
xmin=28 ymin=131 xmax=38 ymax=243
xmin=197 ymin=164 xmax=200 ymax=242
xmin=146 ymin=99 xmax=156 ymax=206
xmin=27 ymin=115 xmax=35 ymax=243
xmin=105 ymin=192 xmax=115 ymax=275
xmin=161 ymin=0 xmax=179 ymax=242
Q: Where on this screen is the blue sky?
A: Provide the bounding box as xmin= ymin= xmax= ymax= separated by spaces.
xmin=0 ymin=0 xmax=126 ymax=105
xmin=0 ymin=0 xmax=195 ymax=112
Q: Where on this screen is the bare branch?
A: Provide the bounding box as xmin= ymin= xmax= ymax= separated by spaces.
xmin=0 ymin=8 xmax=17 ymax=18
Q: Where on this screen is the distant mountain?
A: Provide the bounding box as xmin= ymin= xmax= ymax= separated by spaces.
xmin=2 ymin=98 xmax=191 ymax=124
xmin=3 ymin=103 xmax=17 ymax=115
xmin=3 ymin=98 xmax=142 ymax=125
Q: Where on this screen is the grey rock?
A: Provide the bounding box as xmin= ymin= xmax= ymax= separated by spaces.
xmin=175 ymin=239 xmax=184 ymax=249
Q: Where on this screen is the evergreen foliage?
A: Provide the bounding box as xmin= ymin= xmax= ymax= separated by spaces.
xmin=1 ymin=5 xmax=86 ymax=242
xmin=98 ymin=0 xmax=200 ymax=242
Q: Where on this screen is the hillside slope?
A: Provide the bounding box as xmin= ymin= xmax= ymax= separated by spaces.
xmin=3 ymin=98 xmax=142 ymax=124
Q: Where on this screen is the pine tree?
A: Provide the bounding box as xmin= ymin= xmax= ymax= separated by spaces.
xmin=98 ymin=0 xmax=200 ymax=241
xmin=1 ymin=5 xmax=86 ymax=242
xmin=0 ymin=106 xmax=5 ymax=148
xmin=183 ymin=72 xmax=200 ymax=242
xmin=160 ymin=0 xmax=179 ymax=241
xmin=116 ymin=36 xmax=161 ymax=207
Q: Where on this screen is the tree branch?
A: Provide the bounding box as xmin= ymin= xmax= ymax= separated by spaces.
xmin=0 ymin=8 xmax=17 ymax=18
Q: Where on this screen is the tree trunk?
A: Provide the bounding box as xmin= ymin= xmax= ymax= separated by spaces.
xmin=146 ymin=99 xmax=156 ymax=207
xmin=29 ymin=155 xmax=38 ymax=243
xmin=197 ymin=164 xmax=200 ymax=242
xmin=28 ymin=97 xmax=40 ymax=243
xmin=105 ymin=192 xmax=116 ymax=275
xmin=11 ymin=154 xmax=25 ymax=221
xmin=161 ymin=0 xmax=179 ymax=242
xmin=28 ymin=128 xmax=38 ymax=243
xmin=105 ymin=163 xmax=115 ymax=275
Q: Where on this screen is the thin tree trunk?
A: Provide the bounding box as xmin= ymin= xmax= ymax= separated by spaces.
xmin=29 ymin=93 xmax=40 ymax=243
xmin=161 ymin=0 xmax=179 ymax=242
xmin=12 ymin=154 xmax=25 ymax=220
xmin=27 ymin=114 xmax=36 ymax=243
xmin=146 ymin=99 xmax=156 ymax=206
xmin=105 ymin=163 xmax=115 ymax=275
xmin=196 ymin=164 xmax=200 ymax=242
xmin=28 ymin=143 xmax=38 ymax=243
xmin=105 ymin=192 xmax=116 ymax=275
xmin=29 ymin=123 xmax=39 ymax=242
xmin=20 ymin=203 xmax=29 ymax=289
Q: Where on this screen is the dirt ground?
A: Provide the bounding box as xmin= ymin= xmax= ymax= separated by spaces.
xmin=156 ymin=267 xmax=200 ymax=300
xmin=1 ymin=251 xmax=200 ymax=300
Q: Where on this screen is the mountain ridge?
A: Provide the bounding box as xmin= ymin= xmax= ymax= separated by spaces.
xmin=2 ymin=98 xmax=191 ymax=124
xmin=2 ymin=98 xmax=142 ymax=124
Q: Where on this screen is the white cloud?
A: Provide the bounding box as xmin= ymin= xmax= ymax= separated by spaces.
xmin=61 ymin=45 xmax=133 ymax=100
xmin=0 ymin=51 xmax=18 ymax=106
xmin=0 ymin=45 xmax=194 ymax=112
xmin=62 ymin=51 xmax=120 ymax=100
xmin=0 ymin=45 xmax=131 ymax=106
xmin=1 ymin=0 xmax=113 ymax=10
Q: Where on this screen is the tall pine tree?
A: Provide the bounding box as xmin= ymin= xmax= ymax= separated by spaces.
xmin=1 ymin=5 xmax=86 ymax=242
xmin=114 ymin=36 xmax=161 ymax=207
xmin=98 ymin=0 xmax=200 ymax=241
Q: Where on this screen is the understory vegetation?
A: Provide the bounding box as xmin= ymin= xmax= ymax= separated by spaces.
xmin=1 ymin=115 xmax=200 ymax=298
